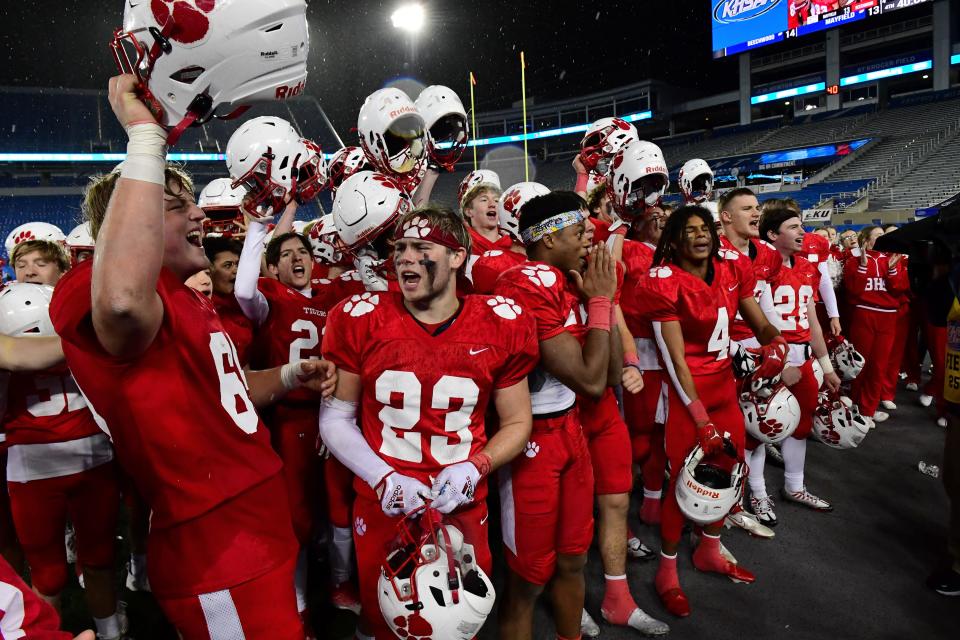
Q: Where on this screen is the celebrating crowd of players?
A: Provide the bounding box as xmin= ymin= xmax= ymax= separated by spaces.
xmin=0 ymin=1 xmax=948 ymax=639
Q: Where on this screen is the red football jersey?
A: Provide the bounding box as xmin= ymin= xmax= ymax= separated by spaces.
xmin=211 ymin=291 xmax=254 ymax=367
xmin=720 ymin=236 xmax=783 ymax=342
xmin=471 ymin=249 xmax=526 ymax=295
xmin=0 ymin=555 xmax=73 ymax=639
xmin=842 ymin=250 xmax=908 ymax=311
xmin=323 ymin=292 xmax=537 ymax=499
xmin=3 ymin=370 xmax=100 ymax=446
xmin=639 ymin=252 xmax=756 ymax=375
xmin=50 ymin=261 xmax=281 ymax=530
xmin=767 ymin=255 xmax=819 ymax=344
xmin=468 ymin=227 xmax=513 ymax=256
xmin=620 ymin=239 xmax=657 ymax=338
xmin=494 ymin=261 xmax=584 ymax=415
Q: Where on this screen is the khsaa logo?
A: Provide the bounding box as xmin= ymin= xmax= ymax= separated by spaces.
xmin=713 ymin=0 xmax=782 ymax=24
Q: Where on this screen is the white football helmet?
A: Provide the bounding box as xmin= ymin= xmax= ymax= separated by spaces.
xmin=110 ymin=0 xmax=309 ymax=144
xmin=827 ymin=334 xmax=865 ymax=381
xmin=327 ymin=146 xmax=370 ymax=194
xmin=293 ymin=139 xmax=328 ymax=203
xmin=498 ymin=182 xmax=550 ymax=241
xmin=226 ymin=116 xmax=309 ymax=219
xmin=458 ymin=170 xmax=501 ymax=207
xmin=357 ymin=88 xmax=427 ymax=182
xmin=198 ymin=177 xmax=247 ymax=238
xmin=379 ymin=508 xmax=496 ymax=640
xmin=65 ymin=223 xmax=95 ymax=264
xmin=813 ymin=391 xmax=869 ymax=449
xmin=607 ymin=140 xmax=669 ymax=221
xmin=306 ymin=215 xmax=342 ymax=265
xmin=5 ymin=222 xmax=66 ymax=257
xmin=739 ymin=384 xmax=801 ymax=444
xmin=332 ymin=171 xmax=413 ymax=251
xmin=0 ymin=283 xmax=56 ymax=336
xmin=415 ymin=85 xmax=469 ymax=171
xmin=579 ymin=117 xmax=639 ymax=174
xmin=679 ymin=159 xmax=715 ymax=204
xmin=675 ymin=439 xmax=746 ymax=526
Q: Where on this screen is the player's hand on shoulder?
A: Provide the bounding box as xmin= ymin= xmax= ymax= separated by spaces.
xmin=377 ymin=471 xmax=430 ymax=517
xmin=107 ymin=74 xmax=159 ymax=129
xmin=290 ymin=359 xmax=338 ymax=397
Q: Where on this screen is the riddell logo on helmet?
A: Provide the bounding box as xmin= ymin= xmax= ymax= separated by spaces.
xmin=276 ymin=81 xmax=305 ymax=100
xmin=645 ymin=165 xmax=667 ymax=174
xmin=388 ymin=106 xmax=417 ymax=119
xmin=685 ymin=478 xmax=720 ymax=499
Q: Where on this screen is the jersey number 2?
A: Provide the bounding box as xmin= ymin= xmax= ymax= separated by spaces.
xmin=375 ymin=371 xmax=479 ymax=465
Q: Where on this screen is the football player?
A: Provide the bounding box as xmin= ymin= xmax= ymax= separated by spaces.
xmin=1 ymin=279 xmax=124 ymax=640
xmin=717 ymin=188 xmax=785 ymax=533
xmin=494 ymin=192 xmax=659 ymax=639
xmin=203 ymin=236 xmax=254 ymax=366
xmin=756 ymin=207 xmax=843 ymax=519
xmin=184 ymin=269 xmax=213 ymax=298
xmin=0 ymin=554 xmax=95 ymax=640
xmin=49 ymin=75 xmax=337 ymax=640
xmin=11 ymin=240 xmax=69 ymax=286
xmin=461 ymin=182 xmax=514 ymax=255
xmin=639 ymin=205 xmax=786 ymax=617
xmin=843 ymin=225 xmax=908 ymax=423
xmin=235 ymin=200 xmax=358 ymax=618
xmin=319 ymin=206 xmax=537 ymax=640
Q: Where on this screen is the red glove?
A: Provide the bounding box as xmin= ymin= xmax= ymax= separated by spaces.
xmin=697 ymin=422 xmax=724 ymax=456
xmin=750 ymin=336 xmax=788 ymax=379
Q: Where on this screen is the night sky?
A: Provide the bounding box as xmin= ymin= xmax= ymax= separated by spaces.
xmin=0 ymin=1 xmax=738 ymax=133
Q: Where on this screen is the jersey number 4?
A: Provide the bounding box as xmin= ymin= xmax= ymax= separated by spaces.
xmin=375 ymin=371 xmax=479 ymax=465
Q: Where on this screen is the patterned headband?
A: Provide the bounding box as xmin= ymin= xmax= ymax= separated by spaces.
xmin=520 ymin=210 xmax=585 ymax=246
xmin=394 ymin=215 xmax=464 ymax=251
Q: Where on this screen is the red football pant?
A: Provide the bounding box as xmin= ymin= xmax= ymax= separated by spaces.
xmin=158 ymin=557 xmax=302 ymax=640
xmin=881 ymin=305 xmax=912 ymax=402
xmin=580 ymin=389 xmax=633 ymax=495
xmin=622 ymin=370 xmax=667 ymax=492
xmin=500 ymin=410 xmax=595 ymax=586
xmin=268 ymin=406 xmax=321 ymax=545
xmin=925 ymin=322 xmax=947 ymax=416
xmin=661 ymin=370 xmax=744 ymax=545
xmin=352 ymin=494 xmax=490 ymax=639
xmin=7 ymin=462 xmax=120 ymax=596
xmin=0 ymin=451 xmax=19 ymax=558
xmin=849 ymin=307 xmax=898 ymax=417
xmin=323 ymin=456 xmax=354 ymax=529
xmin=788 ymin=359 xmax=820 ymax=440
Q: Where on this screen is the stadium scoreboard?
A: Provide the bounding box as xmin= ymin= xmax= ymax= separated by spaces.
xmin=712 ymin=0 xmax=931 ymax=58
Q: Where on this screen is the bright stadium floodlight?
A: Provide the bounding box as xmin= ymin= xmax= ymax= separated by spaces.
xmin=391 ymin=4 xmax=425 ymax=33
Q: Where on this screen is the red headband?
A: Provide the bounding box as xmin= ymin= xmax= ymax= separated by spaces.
xmin=394 ymin=215 xmax=463 ymax=251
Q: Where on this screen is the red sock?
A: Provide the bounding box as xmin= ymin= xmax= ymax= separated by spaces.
xmin=601 ymin=574 xmax=638 ymax=624
xmin=655 ymin=552 xmax=680 ymax=595
xmin=692 ymin=533 xmax=728 ymax=572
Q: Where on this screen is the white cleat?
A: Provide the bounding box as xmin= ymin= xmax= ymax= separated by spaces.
xmin=626 ymin=536 xmax=655 ymax=560
xmin=581 ymin=608 xmax=601 ymax=638
xmin=725 ymin=509 xmax=775 ymax=539
xmin=937 ymin=417 xmax=948 ymax=428
xmin=601 ymin=607 xmax=670 ymax=636
xmin=880 ymin=400 xmax=897 ymax=410
xmin=920 ymin=394 xmax=934 ymax=408
xmin=125 ymin=562 xmax=151 ymax=593
xmin=905 ymin=382 xmax=919 ymax=392
xmin=872 ymin=411 xmax=890 ymax=423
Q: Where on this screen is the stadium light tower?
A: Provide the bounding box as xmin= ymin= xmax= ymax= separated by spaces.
xmin=391 ymin=4 xmax=425 ymax=33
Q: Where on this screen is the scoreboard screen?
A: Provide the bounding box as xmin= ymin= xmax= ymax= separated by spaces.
xmin=712 ymin=0 xmax=931 ymax=58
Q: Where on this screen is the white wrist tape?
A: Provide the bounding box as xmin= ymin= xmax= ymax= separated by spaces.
xmin=121 ymin=123 xmax=167 ymax=185
xmin=280 ymin=361 xmax=304 ymax=390
xmin=817 ymin=355 xmax=835 ymax=375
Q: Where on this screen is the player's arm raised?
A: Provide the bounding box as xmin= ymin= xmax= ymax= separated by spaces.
xmin=91 ymin=74 xmax=165 ymax=357
xmin=0 ymin=335 xmax=63 ymax=371
xmin=539 ymin=244 xmax=617 ymax=398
